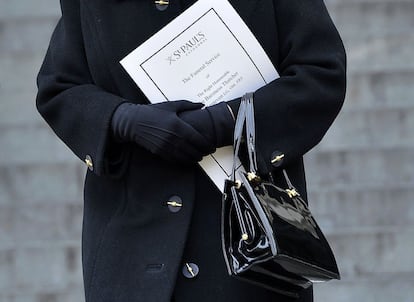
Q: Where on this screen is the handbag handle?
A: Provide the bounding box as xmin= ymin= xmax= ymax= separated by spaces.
xmin=229 ymin=93 xmax=254 ymax=241
xmin=231 ymin=92 xmax=258 ymax=182
xmin=232 ymin=94 xmax=294 ymax=186
xmin=245 ymin=94 xmax=258 ymax=174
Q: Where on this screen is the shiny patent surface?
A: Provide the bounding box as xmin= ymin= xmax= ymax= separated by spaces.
xmin=222 ymin=96 xmax=339 ymax=296
xmin=221 ymin=172 xmax=340 ymax=295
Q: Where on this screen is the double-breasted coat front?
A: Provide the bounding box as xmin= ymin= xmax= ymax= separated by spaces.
xmin=36 ymin=0 xmax=346 ymax=301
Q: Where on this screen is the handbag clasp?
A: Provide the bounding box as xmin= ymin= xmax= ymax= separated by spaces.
xmin=286 ymin=188 xmax=300 ymax=198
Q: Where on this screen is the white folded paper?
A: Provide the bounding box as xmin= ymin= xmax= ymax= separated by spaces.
xmin=120 ymin=0 xmax=279 ymax=192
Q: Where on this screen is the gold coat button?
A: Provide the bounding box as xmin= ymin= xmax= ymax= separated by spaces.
xmin=166 ymin=195 xmax=183 ymax=213
xmin=85 ymin=155 xmax=94 ymax=171
xmin=182 ymin=262 xmax=199 ymax=279
xmin=155 ymin=0 xmax=169 ymax=11
xmin=271 ymin=151 xmax=285 ymax=168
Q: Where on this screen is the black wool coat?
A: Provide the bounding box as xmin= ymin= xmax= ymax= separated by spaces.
xmin=36 ymin=0 xmax=346 ymax=301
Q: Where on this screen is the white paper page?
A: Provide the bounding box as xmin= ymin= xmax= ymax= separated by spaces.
xmin=120 ymin=0 xmax=279 ymax=192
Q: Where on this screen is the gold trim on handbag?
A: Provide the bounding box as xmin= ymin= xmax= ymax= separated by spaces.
xmin=221 ymin=93 xmax=340 ymax=298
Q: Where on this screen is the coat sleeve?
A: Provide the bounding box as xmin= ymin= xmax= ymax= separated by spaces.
xmin=36 ymin=0 xmax=127 ymax=177
xmin=232 ymin=0 xmax=346 ymax=174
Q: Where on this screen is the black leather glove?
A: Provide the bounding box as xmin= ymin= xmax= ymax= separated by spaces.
xmin=111 ymin=101 xmax=215 ymax=163
xmin=179 ymin=102 xmax=236 ymax=148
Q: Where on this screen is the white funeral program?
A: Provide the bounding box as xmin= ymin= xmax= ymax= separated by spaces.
xmin=120 ymin=0 xmax=279 ymax=192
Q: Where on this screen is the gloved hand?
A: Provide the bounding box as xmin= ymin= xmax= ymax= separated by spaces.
xmin=111 ymin=101 xmax=215 ymax=163
xmin=179 ymin=101 xmax=237 ymax=148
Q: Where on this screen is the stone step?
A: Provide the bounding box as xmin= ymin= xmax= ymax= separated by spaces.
xmin=346 ymin=33 xmax=414 ymax=73
xmin=3 ymin=245 xmax=83 ymax=292
xmin=0 ymin=291 xmax=85 ymax=302
xmin=0 ymin=53 xmax=45 ymax=94
xmin=0 ymin=239 xmax=82 ymax=252
xmin=4 ymin=51 xmax=413 ymax=100
xmin=327 ymin=0 xmax=414 ymax=40
xmin=314 ymin=275 xmax=414 ymax=302
xmin=308 ymin=187 xmax=414 ymax=223
xmin=0 ymin=163 xmax=83 ymax=205
xmin=327 ymin=229 xmax=414 ymax=278
xmin=3 ymin=35 xmax=413 ymax=94
xmin=1 ymin=1 xmax=413 ymax=60
xmin=0 ymin=245 xmax=83 ymax=297
xmin=0 ymin=0 xmax=59 ymax=20
xmin=1 ymin=0 xmax=412 ymax=41
xmin=304 ymin=147 xmax=414 ymax=188
xmin=0 ymin=17 xmax=57 ymax=55
xmin=0 ymin=125 xmax=76 ymax=166
xmin=2 ymin=101 xmax=413 ymax=165
xmin=0 ymin=91 xmax=42 ymax=127
xmin=346 ymin=69 xmax=414 ymax=108
xmin=2 ymin=15 xmax=413 ymax=91
xmin=306 ymin=179 xmax=414 ymax=194
xmin=0 ymin=289 xmax=85 ymax=302
xmin=0 ymin=248 xmax=14 ymax=293
xmin=0 ymin=130 xmax=412 ymax=189
xmin=1 ymin=129 xmax=412 ymax=198
xmin=0 ymin=0 xmax=409 ymax=19
xmin=318 ymin=106 xmax=414 ymax=151
xmin=3 ymin=66 xmax=414 ymax=127
xmin=307 ymin=186 xmax=414 ymax=230
xmin=0 ymin=202 xmax=82 ymax=244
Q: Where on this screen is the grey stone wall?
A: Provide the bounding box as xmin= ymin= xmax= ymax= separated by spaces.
xmin=308 ymin=0 xmax=414 ymax=301
xmin=0 ymin=0 xmax=85 ymax=301
xmin=0 ymin=0 xmax=413 ymax=301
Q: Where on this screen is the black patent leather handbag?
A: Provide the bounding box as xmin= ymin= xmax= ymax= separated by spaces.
xmin=221 ymin=93 xmax=340 ymax=298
